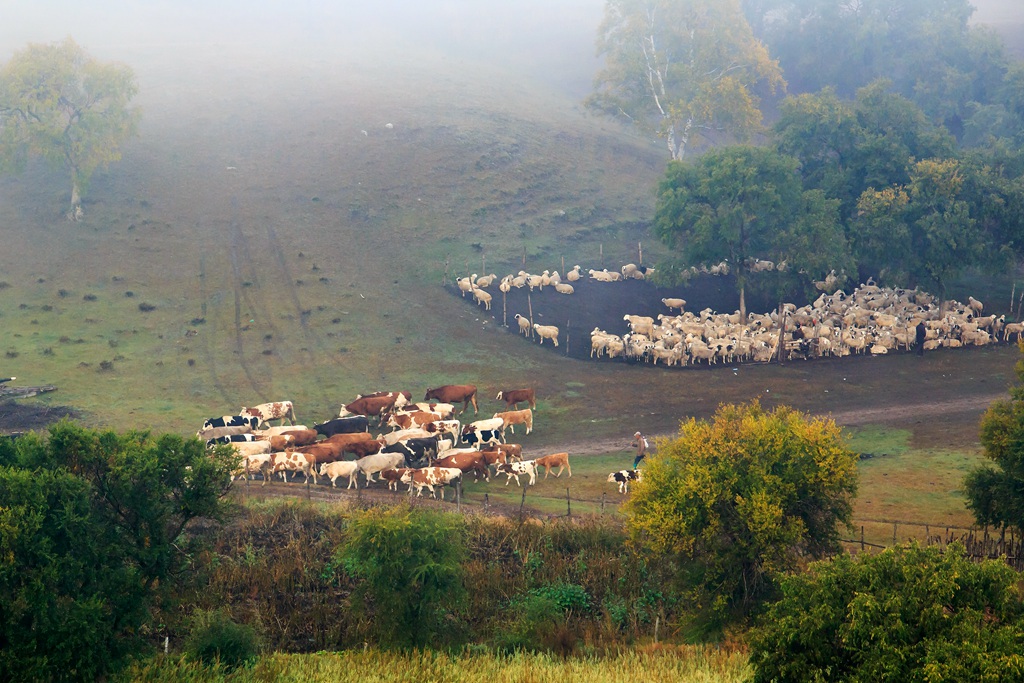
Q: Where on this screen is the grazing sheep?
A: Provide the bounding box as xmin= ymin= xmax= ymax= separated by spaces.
xmin=533 ymin=324 xmax=560 ymax=346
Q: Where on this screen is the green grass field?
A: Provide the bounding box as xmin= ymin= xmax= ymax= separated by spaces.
xmin=118 ymin=648 xmax=751 ymax=683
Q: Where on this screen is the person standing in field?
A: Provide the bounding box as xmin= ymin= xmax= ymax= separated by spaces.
xmin=631 ymin=431 xmax=649 ymax=470
xmin=916 ymin=320 xmax=927 ymax=356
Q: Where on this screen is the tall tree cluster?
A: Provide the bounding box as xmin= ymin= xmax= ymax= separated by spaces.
xmin=594 ymin=1 xmax=1024 ymax=298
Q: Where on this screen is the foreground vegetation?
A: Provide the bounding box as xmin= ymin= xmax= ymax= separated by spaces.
xmin=118 ymin=648 xmax=751 ymax=683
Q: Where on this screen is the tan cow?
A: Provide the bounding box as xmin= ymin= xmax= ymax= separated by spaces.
xmin=493 ymin=408 xmax=533 ymax=435
xmin=534 ymin=452 xmax=571 ymax=479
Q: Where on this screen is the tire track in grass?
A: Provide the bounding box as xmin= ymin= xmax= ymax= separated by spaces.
xmin=228 ymin=217 xmax=270 ymax=401
xmin=264 ymin=223 xmax=321 ymax=365
xmin=195 ymin=247 xmax=235 ymax=405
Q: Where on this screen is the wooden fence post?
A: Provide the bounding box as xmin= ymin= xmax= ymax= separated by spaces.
xmin=861 ymin=526 xmax=865 ymax=552
xmin=893 ymin=522 xmax=898 ymax=545
xmin=519 ymin=485 xmax=527 ymax=521
xmin=566 ymin=487 xmax=571 ymax=518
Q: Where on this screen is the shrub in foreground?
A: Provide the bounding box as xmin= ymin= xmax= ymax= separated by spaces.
xmin=185 ymin=609 xmax=261 ymax=671
xmin=750 ymin=543 xmax=1024 ymax=682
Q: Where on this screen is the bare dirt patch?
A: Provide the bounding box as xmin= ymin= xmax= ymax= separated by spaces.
xmin=0 ymin=400 xmax=79 ymax=434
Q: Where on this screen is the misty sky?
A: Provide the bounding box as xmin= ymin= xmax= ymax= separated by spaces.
xmin=0 ymin=1 xmax=1022 ymax=103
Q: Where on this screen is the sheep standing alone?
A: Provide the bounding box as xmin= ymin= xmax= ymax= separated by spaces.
xmin=533 ymin=324 xmax=560 ymax=346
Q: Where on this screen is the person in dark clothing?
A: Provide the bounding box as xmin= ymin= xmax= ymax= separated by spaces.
xmin=631 ymin=431 xmax=649 ymax=470
xmin=916 ymin=321 xmax=927 ymax=356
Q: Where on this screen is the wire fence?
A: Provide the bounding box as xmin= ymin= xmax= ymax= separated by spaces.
xmin=843 ymin=518 xmax=1024 ymax=570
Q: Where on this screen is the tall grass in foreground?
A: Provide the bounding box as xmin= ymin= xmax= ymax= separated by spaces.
xmin=121 ymin=648 xmax=751 ymax=683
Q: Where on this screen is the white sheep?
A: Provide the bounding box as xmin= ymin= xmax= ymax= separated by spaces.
xmin=661 ymin=297 xmax=686 ymax=313
xmin=514 ymin=313 xmax=532 ymax=337
xmin=554 ymin=282 xmax=574 ymax=294
xmin=566 ymin=265 xmax=581 ymax=282
xmin=533 ymin=324 xmax=560 ymax=346
xmin=472 ymin=287 xmax=492 ymax=310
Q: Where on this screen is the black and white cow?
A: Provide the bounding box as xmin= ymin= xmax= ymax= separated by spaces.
xmin=313 ymin=415 xmax=370 ymax=438
xmin=383 ymin=436 xmax=441 ymax=469
xmin=197 ymin=415 xmax=259 ymax=441
xmin=607 ymin=469 xmax=641 ymax=494
xmin=206 ymin=433 xmax=258 ymax=448
xmin=201 ymin=415 xmax=259 ymax=431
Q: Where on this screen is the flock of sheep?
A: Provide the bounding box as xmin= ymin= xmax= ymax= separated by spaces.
xmin=454 ymin=263 xmax=1014 ymax=367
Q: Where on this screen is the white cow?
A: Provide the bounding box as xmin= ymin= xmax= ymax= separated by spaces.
xmin=356 ymin=452 xmax=406 ymax=483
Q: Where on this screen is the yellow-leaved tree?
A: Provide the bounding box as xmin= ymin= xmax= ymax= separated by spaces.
xmin=625 ymin=400 xmax=858 ymax=627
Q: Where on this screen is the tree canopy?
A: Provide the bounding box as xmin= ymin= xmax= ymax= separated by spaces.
xmin=624 ymin=401 xmax=858 ymax=626
xmin=654 ymin=145 xmax=850 ymax=314
xmin=590 ymin=0 xmax=784 ymax=160
xmin=0 ymin=422 xmax=236 ymax=682
xmin=750 ymin=543 xmax=1024 ymax=682
xmin=0 ymin=37 xmax=139 ymax=220
xmin=964 ymin=342 xmax=1024 ymax=533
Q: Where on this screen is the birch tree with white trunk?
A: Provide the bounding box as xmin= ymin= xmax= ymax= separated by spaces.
xmin=589 ymin=0 xmax=784 ymax=160
xmin=0 ymin=38 xmax=139 ymax=221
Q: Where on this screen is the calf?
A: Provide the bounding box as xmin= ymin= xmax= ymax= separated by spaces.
xmin=495 ymin=388 xmax=536 ymax=410
xmin=608 ymin=469 xmax=641 ymax=494
xmin=534 ymin=452 xmax=571 ymax=479
xmin=381 ymin=467 xmax=413 ymax=491
xmin=496 ymin=459 xmax=538 ymax=486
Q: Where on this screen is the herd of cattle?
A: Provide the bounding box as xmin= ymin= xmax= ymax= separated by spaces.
xmin=196 ymin=388 xmax=634 ymax=501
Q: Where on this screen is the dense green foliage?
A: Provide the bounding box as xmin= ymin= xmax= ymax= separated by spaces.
xmin=0 ymin=37 xmax=139 ymax=219
xmin=654 ymin=145 xmax=851 ymax=306
xmin=184 ymin=609 xmax=261 ymax=671
xmin=742 ymin=0 xmax=1019 ymax=143
xmin=338 ymin=505 xmax=470 ymax=649
xmin=0 ymin=422 xmax=236 ymax=682
xmin=750 ymin=543 xmax=1024 ymax=682
xmin=965 ymin=341 xmax=1024 ymax=531
xmin=171 ymin=501 xmax=676 ymax=653
xmin=624 ymin=401 xmax=858 ymax=626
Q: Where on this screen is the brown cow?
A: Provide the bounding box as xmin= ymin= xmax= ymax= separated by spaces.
xmin=342 ymin=438 xmax=386 ymax=459
xmin=495 ymin=388 xmax=536 ymax=410
xmin=424 ymin=384 xmax=478 ymax=415
xmin=480 ymin=448 xmax=508 ymax=468
xmin=434 ymin=449 xmax=490 ymax=482
xmin=496 ymin=443 xmax=523 ymax=462
xmin=277 ymin=428 xmax=319 ymax=447
xmin=255 ymin=434 xmax=296 ymax=451
xmin=534 ymin=452 xmax=571 ymax=479
xmin=339 ymin=392 xmax=408 ymax=422
xmin=381 ymin=467 xmax=412 ymax=491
